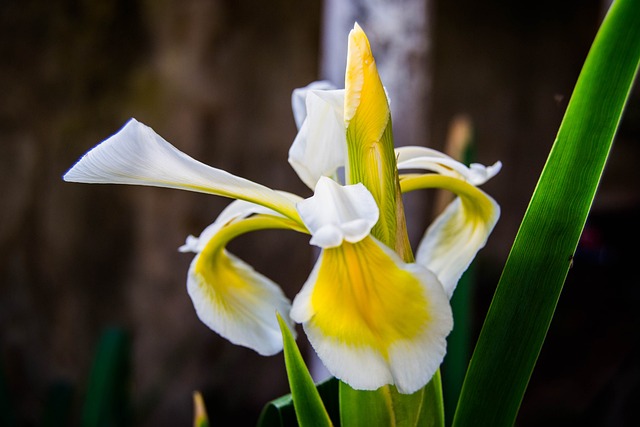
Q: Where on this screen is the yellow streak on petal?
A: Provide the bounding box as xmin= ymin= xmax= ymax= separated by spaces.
xmin=193 ymin=215 xmax=307 ymax=315
xmin=399 ymin=174 xmax=496 ymax=222
xmin=309 ymin=237 xmax=431 ymax=359
xmin=194 ymin=249 xmax=260 ymax=313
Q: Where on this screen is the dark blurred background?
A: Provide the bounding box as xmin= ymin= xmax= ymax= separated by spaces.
xmin=1 ymin=0 xmax=638 ymax=425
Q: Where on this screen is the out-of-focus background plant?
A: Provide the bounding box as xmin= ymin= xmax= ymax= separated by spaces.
xmin=1 ymin=0 xmax=638 ymax=425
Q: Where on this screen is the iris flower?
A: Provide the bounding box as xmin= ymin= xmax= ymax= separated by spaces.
xmin=64 ymin=24 xmax=500 ymax=394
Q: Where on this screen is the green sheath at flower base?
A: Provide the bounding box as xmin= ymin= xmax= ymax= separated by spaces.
xmin=344 ymin=23 xmax=406 ymax=253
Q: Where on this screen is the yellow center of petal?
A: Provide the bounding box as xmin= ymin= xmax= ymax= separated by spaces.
xmin=195 ymin=250 xmax=259 ymax=313
xmin=309 ymin=237 xmax=431 ymax=359
xmin=193 ymin=214 xmax=307 ymax=314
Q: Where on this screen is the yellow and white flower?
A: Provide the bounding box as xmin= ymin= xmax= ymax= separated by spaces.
xmin=64 ymin=23 xmax=500 ymax=394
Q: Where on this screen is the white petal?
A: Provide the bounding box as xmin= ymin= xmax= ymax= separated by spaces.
xmin=291 ymin=81 xmax=336 ymax=130
xmin=297 ymin=176 xmax=378 ymax=248
xmin=290 ymin=236 xmax=453 ymax=394
xmin=396 ymin=146 xmax=501 ymax=186
xmin=179 ymin=192 xmax=302 ymax=254
xmin=417 ymin=194 xmax=500 ymax=297
xmin=64 ymin=118 xmax=298 ymax=220
xmin=188 ymin=249 xmax=293 ymax=356
xmin=468 ymin=161 xmax=502 ymax=185
xmin=288 ymin=89 xmax=347 ymax=189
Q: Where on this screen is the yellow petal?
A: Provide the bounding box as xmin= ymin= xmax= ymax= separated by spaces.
xmin=290 ymin=236 xmax=452 ymax=394
xmin=344 ymin=24 xmax=389 ymax=131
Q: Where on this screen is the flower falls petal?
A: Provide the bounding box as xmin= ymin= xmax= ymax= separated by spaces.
xmin=188 ymin=248 xmax=293 ymax=356
xmin=290 ymin=236 xmax=453 ymax=394
xmin=184 ymin=207 xmax=306 ymax=356
xmin=63 ymin=118 xmax=300 ymax=221
xmin=402 ymin=175 xmax=500 ymax=298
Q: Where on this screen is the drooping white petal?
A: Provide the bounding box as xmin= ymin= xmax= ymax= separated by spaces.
xmin=290 ymin=236 xmax=453 ymax=394
xmin=417 ymin=191 xmax=500 ymax=298
xmin=288 ymin=89 xmax=347 ymax=189
xmin=291 ymin=81 xmax=336 ymax=130
xmin=396 ymin=146 xmax=502 ymax=186
xmin=188 ymin=248 xmax=293 ymax=356
xmin=182 ymin=195 xmax=306 ymax=355
xmin=179 ymin=192 xmax=303 ymax=254
xmin=64 ymin=118 xmax=299 ymax=221
xmin=296 ymin=176 xmax=378 ymax=248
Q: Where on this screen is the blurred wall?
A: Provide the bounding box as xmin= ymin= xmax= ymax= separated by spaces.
xmin=1 ymin=0 xmax=320 ymax=424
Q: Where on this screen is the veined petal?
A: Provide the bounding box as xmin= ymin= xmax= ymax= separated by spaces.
xmin=396 ymin=146 xmax=502 ymax=186
xmin=401 ymin=175 xmax=500 ymax=297
xmin=290 ymin=236 xmax=453 ymax=394
xmin=63 ymin=118 xmax=301 ymax=222
xmin=187 ymin=212 xmax=307 ymax=356
xmin=289 ymin=89 xmax=347 ymax=189
xmin=296 ymin=176 xmax=378 ymax=248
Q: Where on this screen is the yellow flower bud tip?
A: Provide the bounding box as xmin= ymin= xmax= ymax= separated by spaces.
xmin=193 ymin=391 xmax=210 ymax=427
xmin=344 ymin=23 xmax=385 ymax=125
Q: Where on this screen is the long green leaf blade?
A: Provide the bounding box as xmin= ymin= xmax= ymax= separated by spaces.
xmin=453 ymin=1 xmax=640 ymax=425
xmin=276 ymin=314 xmax=333 ymax=427
xmin=81 ymin=328 xmax=131 ymax=427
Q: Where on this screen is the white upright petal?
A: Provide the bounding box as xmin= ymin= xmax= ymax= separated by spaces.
xmin=288 ymin=89 xmax=347 ymax=189
xmin=396 ymin=146 xmax=501 ymax=186
xmin=296 ymin=176 xmax=378 ymax=248
xmin=64 ymin=118 xmax=299 ymax=220
xmin=188 ymin=249 xmax=293 ymax=356
xmin=291 ymin=81 xmax=336 ymax=130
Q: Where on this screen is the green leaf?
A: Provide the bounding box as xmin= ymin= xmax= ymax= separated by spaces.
xmin=339 ymin=383 xmax=394 ymax=427
xmin=81 ymin=328 xmax=130 ymax=427
xmin=339 ymin=371 xmax=444 ymax=427
xmin=258 ymin=392 xmax=298 ymax=427
xmin=442 ymin=265 xmax=474 ymax=426
xmin=258 ymin=378 xmax=339 ymax=427
xmin=275 ymin=314 xmax=333 ymax=427
xmin=419 ymin=370 xmax=445 ymax=427
xmin=453 ymin=1 xmax=640 ymax=426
